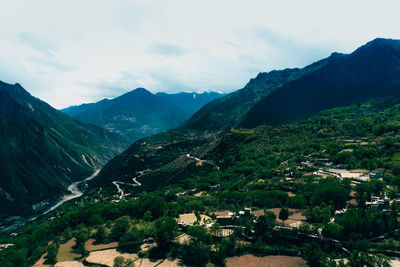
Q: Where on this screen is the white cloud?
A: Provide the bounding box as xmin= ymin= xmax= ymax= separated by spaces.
xmin=0 ymin=0 xmax=399 ymax=108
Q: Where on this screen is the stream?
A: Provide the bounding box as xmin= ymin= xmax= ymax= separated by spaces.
xmin=0 ymin=170 xmax=100 ymax=234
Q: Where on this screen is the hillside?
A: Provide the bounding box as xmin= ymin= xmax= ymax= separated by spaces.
xmin=182 ymin=59 xmax=329 ymax=132
xmin=62 ymin=88 xmax=219 ymax=143
xmin=92 ymin=38 xmax=400 ymax=191
xmin=2 ymin=101 xmax=400 ymax=266
xmin=242 ymin=38 xmax=400 ymax=127
xmin=0 ymin=81 xmax=128 ymax=217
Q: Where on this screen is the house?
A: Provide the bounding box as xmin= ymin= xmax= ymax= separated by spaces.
xmin=209 ymin=184 xmax=220 ymax=191
xmin=370 ymin=170 xmax=383 ymax=180
xmin=213 ymin=210 xmax=235 ymax=225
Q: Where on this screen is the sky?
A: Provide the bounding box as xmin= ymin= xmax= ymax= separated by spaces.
xmin=1 ymin=0 xmax=400 ymax=109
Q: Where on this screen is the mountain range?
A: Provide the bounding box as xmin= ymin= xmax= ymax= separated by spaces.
xmin=0 ymin=81 xmax=128 ymax=217
xmin=2 ymin=38 xmax=400 ymax=266
xmin=62 ymin=89 xmax=224 ymax=143
xmin=91 ymin=38 xmax=400 ymax=190
xmin=2 ymin=37 xmax=400 ymax=224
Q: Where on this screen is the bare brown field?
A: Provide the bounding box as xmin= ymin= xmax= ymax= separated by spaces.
xmin=85 ymin=238 xmax=118 ymax=251
xmin=225 ymin=254 xmax=307 ymax=267
xmin=158 ymin=258 xmax=182 ymax=267
xmin=134 ymin=257 xmax=161 ymax=266
xmin=86 ymin=248 xmax=138 ymax=266
xmin=55 ymin=261 xmax=85 ymax=267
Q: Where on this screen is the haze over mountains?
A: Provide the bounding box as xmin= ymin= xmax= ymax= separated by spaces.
xmin=62 ymin=89 xmax=224 ymax=143
xmin=92 ymin=38 xmax=400 ymax=189
xmin=0 ymin=81 xmax=128 ymax=217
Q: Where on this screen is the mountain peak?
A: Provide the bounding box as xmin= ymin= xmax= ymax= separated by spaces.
xmin=355 ymin=38 xmax=400 ymax=54
xmin=133 ymin=87 xmax=151 ymax=93
xmin=117 ymin=87 xmax=153 ymax=100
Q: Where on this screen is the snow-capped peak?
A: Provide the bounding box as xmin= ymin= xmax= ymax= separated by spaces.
xmin=196 ymin=88 xmax=224 ymax=94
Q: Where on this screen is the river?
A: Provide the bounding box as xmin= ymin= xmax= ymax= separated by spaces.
xmin=0 ymin=170 xmax=100 ymax=234
xmin=41 ymin=169 xmax=100 ymax=215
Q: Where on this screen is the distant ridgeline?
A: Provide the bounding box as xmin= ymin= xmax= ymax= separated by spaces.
xmin=62 ymin=89 xmax=225 ymax=143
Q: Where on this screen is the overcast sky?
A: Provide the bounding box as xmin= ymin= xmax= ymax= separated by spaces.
xmin=1 ymin=0 xmax=400 ymax=108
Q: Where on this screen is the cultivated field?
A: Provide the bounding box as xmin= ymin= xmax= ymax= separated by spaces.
xmin=178 ymin=213 xmax=211 ymax=225
xmin=55 ymin=261 xmax=85 ymax=267
xmin=85 ymin=248 xmax=137 ymax=266
xmin=85 ymin=238 xmax=118 ymax=251
xmin=57 ymin=238 xmax=80 ymax=262
xmin=225 ymin=254 xmax=307 ymax=267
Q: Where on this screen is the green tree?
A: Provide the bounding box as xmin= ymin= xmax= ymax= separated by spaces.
xmin=255 ymin=211 xmax=276 ymax=239
xmin=112 ymin=216 xmax=132 ymax=239
xmin=95 ymin=225 xmax=106 ymax=243
xmin=279 ymin=207 xmax=289 ymax=223
xmin=120 ymin=227 xmax=144 ymax=252
xmin=143 ymin=210 xmax=153 ymax=222
xmin=114 ymin=256 xmax=125 ymax=267
xmin=45 ymin=243 xmax=58 ymax=265
xmin=154 ymin=216 xmax=178 ymax=248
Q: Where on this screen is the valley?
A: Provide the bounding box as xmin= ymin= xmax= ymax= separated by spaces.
xmin=1 ymin=39 xmax=400 ymax=267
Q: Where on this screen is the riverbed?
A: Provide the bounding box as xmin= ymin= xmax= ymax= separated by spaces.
xmin=0 ymin=170 xmax=100 ymax=234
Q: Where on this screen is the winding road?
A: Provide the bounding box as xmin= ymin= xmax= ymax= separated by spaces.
xmin=186 ymin=153 xmax=220 ymax=170
xmin=112 ymin=171 xmax=145 ymax=201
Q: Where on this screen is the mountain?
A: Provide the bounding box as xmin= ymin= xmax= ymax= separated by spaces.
xmin=0 ymin=81 xmax=128 ymax=217
xmin=155 ymin=91 xmax=225 ymax=116
xmin=241 ymin=38 xmax=400 ymax=127
xmin=91 ymin=38 xmax=400 ymax=191
xmin=62 ymin=88 xmax=191 ymax=143
xmin=182 ymin=61 xmax=328 ymax=132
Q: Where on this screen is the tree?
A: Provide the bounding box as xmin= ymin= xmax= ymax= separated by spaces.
xmin=143 ymin=210 xmax=153 ymax=222
xmin=95 ymin=225 xmax=106 ymax=243
xmin=181 ymin=241 xmax=210 ymax=267
xmin=76 ymin=227 xmax=89 ymax=244
xmin=12 ymin=249 xmax=29 ymax=267
xmin=188 ymin=226 xmax=212 ymax=244
xmin=279 ymin=207 xmax=289 ymax=224
xmin=90 ymin=214 xmax=104 ymax=225
xmin=45 ymin=243 xmax=58 ymax=265
xmin=112 ymin=216 xmax=132 ymax=239
xmin=255 ymin=211 xmax=276 ymax=239
xmin=114 ymin=256 xmax=125 ymax=267
xmin=120 ymin=227 xmax=144 ymax=252
xmin=303 ymin=243 xmax=328 ymax=266
xmin=154 ymin=216 xmax=178 ymax=248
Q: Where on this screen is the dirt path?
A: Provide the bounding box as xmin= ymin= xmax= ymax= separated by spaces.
xmin=186 ymin=154 xmax=219 ymax=170
xmin=112 ymin=170 xmax=146 ymax=201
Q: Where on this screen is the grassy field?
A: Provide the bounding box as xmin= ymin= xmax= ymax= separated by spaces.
xmin=56 ymin=238 xmax=80 ymax=262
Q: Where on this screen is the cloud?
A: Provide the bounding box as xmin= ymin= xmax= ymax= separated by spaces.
xmin=0 ymin=0 xmax=399 ymax=109
xmin=147 ymin=43 xmax=187 ymax=57
xmin=29 ymin=56 xmax=77 ymax=72
xmin=19 ymin=32 xmax=57 ymax=56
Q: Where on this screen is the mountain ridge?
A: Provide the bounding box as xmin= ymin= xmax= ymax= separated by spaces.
xmin=241 ymin=38 xmax=400 ymax=127
xmin=0 ymin=80 xmax=128 ymax=217
xmin=62 ymin=88 xmax=225 ymax=143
